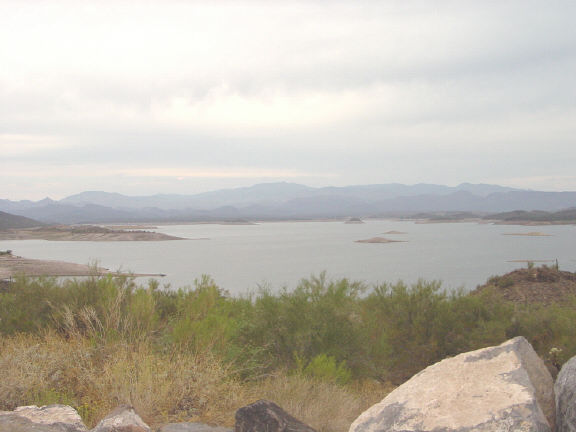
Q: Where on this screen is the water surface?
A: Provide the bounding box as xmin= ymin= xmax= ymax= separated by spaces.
xmin=1 ymin=220 xmax=575 ymax=295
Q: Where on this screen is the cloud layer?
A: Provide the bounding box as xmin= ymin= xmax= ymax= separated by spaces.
xmin=1 ymin=0 xmax=575 ymax=199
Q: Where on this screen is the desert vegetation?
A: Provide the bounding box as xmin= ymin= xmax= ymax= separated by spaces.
xmin=1 ymin=270 xmax=576 ymax=430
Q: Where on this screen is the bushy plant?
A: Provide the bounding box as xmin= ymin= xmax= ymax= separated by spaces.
xmin=238 ymin=273 xmax=365 ymax=377
xmin=3 ymin=270 xmax=576 ymax=408
xmin=299 ymin=353 xmax=352 ymax=385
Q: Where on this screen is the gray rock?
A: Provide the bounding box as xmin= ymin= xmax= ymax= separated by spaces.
xmin=157 ymin=423 xmax=231 ymax=432
xmin=555 ymin=355 xmax=576 ymax=432
xmin=235 ymin=400 xmax=315 ymax=432
xmin=350 ymin=337 xmax=555 ymax=432
xmin=0 ymin=405 xmax=88 ymax=432
xmin=91 ymin=405 xmax=150 ymax=432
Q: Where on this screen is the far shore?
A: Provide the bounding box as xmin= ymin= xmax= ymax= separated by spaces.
xmin=502 ymin=232 xmax=552 ymax=237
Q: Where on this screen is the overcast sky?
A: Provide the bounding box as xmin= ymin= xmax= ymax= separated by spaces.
xmin=1 ymin=0 xmax=575 ymax=200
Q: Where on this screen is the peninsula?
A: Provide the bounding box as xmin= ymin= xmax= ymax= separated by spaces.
xmin=0 ymin=225 xmax=185 ymax=241
xmin=0 ymin=253 xmax=165 ymax=279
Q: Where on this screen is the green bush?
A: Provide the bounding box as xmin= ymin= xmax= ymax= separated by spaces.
xmin=2 ymin=272 xmax=576 ymax=387
xmin=299 ymin=353 xmax=352 ymax=385
xmin=237 ymin=273 xmax=365 ymax=377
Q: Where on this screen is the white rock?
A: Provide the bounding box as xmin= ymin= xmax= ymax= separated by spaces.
xmin=91 ymin=405 xmax=150 ymax=432
xmin=350 ymin=337 xmax=554 ymax=432
xmin=0 ymin=404 xmax=88 ymax=432
xmin=555 ymin=355 xmax=576 ymax=432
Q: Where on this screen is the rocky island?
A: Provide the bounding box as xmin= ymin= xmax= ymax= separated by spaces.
xmin=355 ymin=237 xmax=406 ymax=244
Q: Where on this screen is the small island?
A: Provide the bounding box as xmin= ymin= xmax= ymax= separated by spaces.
xmin=345 ymin=217 xmax=365 ymax=224
xmin=355 ymin=236 xmax=406 ymax=244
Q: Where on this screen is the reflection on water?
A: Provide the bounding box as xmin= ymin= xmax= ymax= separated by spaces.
xmin=1 ymin=220 xmax=575 ymax=295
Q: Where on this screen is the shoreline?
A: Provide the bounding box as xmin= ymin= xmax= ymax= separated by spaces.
xmin=0 ymin=254 xmax=165 ymax=280
xmin=0 ymin=225 xmax=186 ymax=241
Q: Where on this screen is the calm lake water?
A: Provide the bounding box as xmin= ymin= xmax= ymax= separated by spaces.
xmin=2 ymin=220 xmax=576 ymax=295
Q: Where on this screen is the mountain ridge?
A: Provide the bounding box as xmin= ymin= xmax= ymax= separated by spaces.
xmin=2 ymin=182 xmax=575 ymax=224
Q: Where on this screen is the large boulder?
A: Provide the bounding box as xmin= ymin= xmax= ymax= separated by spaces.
xmin=235 ymin=400 xmax=316 ymax=432
xmin=0 ymin=405 xmax=88 ymax=432
xmin=91 ymin=405 xmax=151 ymax=432
xmin=555 ymin=355 xmax=576 ymax=432
xmin=350 ymin=337 xmax=554 ymax=432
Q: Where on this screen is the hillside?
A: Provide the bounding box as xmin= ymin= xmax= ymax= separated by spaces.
xmin=474 ymin=265 xmax=576 ymax=305
xmin=0 ymin=211 xmax=44 ymax=230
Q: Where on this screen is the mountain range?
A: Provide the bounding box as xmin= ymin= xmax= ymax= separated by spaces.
xmin=1 ymin=182 xmax=576 ymax=224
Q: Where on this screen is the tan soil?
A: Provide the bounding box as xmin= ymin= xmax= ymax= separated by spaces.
xmin=473 ymin=266 xmax=576 ymax=305
xmin=493 ymin=221 xmax=576 ymax=226
xmin=0 ymin=254 xmax=165 ymax=279
xmin=414 ymin=218 xmax=483 ymax=224
xmin=502 ymin=232 xmax=552 ymax=237
xmin=0 ymin=225 xmax=185 ymax=241
xmin=0 ymin=255 xmax=109 ymax=279
xmin=103 ymin=225 xmax=159 ymax=230
xmin=383 ymin=230 xmax=407 ymax=235
xmin=355 ymin=237 xmax=406 ymax=244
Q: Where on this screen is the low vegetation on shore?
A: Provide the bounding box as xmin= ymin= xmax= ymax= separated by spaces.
xmin=1 ymin=269 xmax=576 ymax=430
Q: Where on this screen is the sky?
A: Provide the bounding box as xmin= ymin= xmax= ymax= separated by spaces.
xmin=1 ymin=0 xmax=576 ymax=200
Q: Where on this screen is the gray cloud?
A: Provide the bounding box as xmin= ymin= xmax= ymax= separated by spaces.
xmin=1 ymin=0 xmax=576 ymax=198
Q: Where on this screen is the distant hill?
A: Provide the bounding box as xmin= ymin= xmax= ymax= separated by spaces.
xmin=486 ymin=208 xmax=576 ymax=223
xmin=2 ymin=182 xmax=576 ymax=224
xmin=0 ymin=211 xmax=44 ymax=230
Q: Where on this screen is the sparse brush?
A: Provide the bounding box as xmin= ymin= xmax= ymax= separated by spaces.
xmin=0 ymin=332 xmax=247 ymax=428
xmin=3 ymin=273 xmax=576 ymax=430
xmin=247 ymin=372 xmax=389 ymax=432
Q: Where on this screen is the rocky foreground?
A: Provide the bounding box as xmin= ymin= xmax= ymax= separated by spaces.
xmin=3 ymin=337 xmax=576 ymax=432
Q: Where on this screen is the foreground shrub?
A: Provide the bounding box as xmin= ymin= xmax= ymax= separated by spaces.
xmin=238 ymin=273 xmax=365 ymax=377
xmin=360 ymin=280 xmax=514 ymax=382
xmin=246 ymin=373 xmax=388 ymax=432
xmin=0 ymin=332 xmax=247 ymax=428
xmin=2 ymin=271 xmax=576 ymax=396
xmin=0 ymin=331 xmax=385 ymax=432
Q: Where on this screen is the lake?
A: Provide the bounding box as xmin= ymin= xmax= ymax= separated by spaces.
xmin=1 ymin=220 xmax=575 ymax=295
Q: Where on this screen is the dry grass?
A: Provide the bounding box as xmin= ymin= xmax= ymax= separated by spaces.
xmin=0 ymin=333 xmax=388 ymax=431
xmin=0 ymin=332 xmax=247 ymax=428
xmin=245 ymin=373 xmax=391 ymax=432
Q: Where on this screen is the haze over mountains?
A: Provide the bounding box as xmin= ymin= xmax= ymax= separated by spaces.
xmin=1 ymin=182 xmax=576 ymax=224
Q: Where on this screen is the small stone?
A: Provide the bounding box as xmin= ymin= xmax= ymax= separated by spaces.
xmin=91 ymin=405 xmax=150 ymax=432
xmin=235 ymin=400 xmax=315 ymax=432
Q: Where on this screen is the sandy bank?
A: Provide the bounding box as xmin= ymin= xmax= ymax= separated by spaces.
xmin=355 ymin=237 xmax=406 ymax=244
xmin=0 ymin=254 xmax=165 ymax=279
xmin=0 ymin=225 xmax=185 ymax=241
xmin=502 ymin=232 xmax=552 ymax=237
